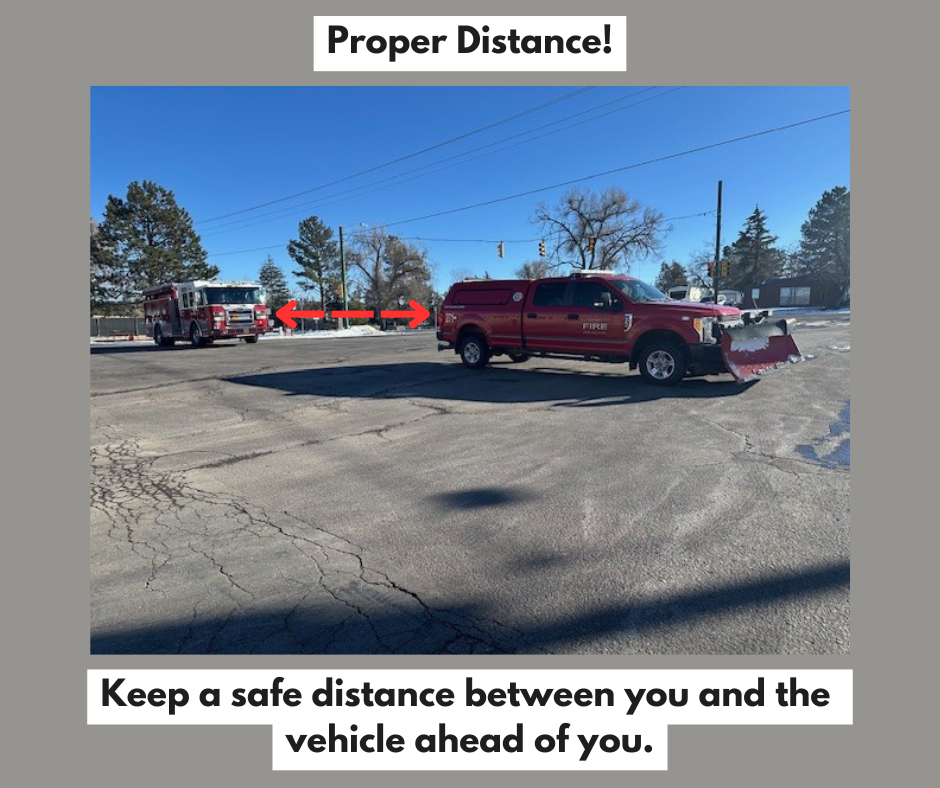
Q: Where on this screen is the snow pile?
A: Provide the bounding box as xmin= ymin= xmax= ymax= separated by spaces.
xmin=728 ymin=337 xmax=770 ymax=353
xmin=261 ymin=325 xmax=386 ymax=340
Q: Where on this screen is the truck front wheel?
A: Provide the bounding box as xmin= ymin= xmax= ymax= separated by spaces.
xmin=459 ymin=334 xmax=490 ymax=369
xmin=190 ymin=322 xmax=206 ymax=347
xmin=638 ymin=340 xmax=688 ymax=386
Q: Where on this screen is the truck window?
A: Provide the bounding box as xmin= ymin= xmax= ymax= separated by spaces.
xmin=573 ymin=281 xmax=617 ymax=309
xmin=532 ymin=282 xmax=567 ymax=307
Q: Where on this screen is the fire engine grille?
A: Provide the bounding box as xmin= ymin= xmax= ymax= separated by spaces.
xmin=226 ymin=309 xmax=253 ymax=324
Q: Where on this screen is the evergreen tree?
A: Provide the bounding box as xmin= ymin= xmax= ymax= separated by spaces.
xmin=287 ymin=216 xmax=340 ymax=315
xmin=798 ymin=186 xmax=850 ymax=289
xmin=723 ymin=206 xmax=782 ymax=290
xmin=90 ymin=218 xmax=123 ymax=314
xmin=96 ymin=181 xmax=216 ymax=300
xmin=654 ymin=260 xmax=688 ymax=291
xmin=258 ymin=256 xmax=293 ymax=326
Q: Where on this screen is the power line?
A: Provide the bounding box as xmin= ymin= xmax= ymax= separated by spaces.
xmin=381 ymin=109 xmax=850 ymax=229
xmin=210 ymin=212 xmax=715 ymax=257
xmin=198 ymin=86 xmax=596 ymax=224
xmin=198 ymin=87 xmax=672 ymax=238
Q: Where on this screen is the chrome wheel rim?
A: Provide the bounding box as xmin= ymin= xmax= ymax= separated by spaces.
xmin=647 ymin=350 xmax=675 ymax=379
xmin=464 ymin=342 xmax=481 ymax=365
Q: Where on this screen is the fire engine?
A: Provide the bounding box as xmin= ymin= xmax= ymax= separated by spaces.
xmin=142 ymin=280 xmax=272 ymax=347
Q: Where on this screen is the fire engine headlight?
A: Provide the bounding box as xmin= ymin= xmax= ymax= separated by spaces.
xmin=694 ymin=317 xmax=717 ymax=343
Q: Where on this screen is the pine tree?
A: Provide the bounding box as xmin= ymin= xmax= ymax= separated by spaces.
xmin=654 ymin=261 xmax=688 ymax=291
xmin=96 ymin=181 xmax=216 ymax=301
xmin=258 ymin=256 xmax=293 ymax=326
xmin=724 ymin=206 xmax=782 ymax=290
xmin=798 ymin=187 xmax=850 ymax=289
xmin=90 ymin=218 xmax=123 ymax=314
xmin=286 ymin=216 xmax=340 ymax=315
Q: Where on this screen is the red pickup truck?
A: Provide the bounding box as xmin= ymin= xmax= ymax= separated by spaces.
xmin=437 ymin=272 xmax=800 ymax=385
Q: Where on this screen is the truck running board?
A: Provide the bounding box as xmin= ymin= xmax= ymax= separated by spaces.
xmin=720 ymin=319 xmax=802 ymax=382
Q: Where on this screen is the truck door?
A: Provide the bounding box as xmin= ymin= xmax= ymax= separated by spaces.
xmin=522 ymin=280 xmax=574 ymax=353
xmin=556 ymin=279 xmax=629 ymax=355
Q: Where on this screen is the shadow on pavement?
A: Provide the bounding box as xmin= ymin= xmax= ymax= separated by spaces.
xmin=226 ymin=362 xmax=756 ymax=407
xmin=430 ymin=487 xmax=539 ymax=510
xmin=91 ymin=559 xmax=848 ymax=654
xmin=90 ymin=342 xmax=245 ymax=354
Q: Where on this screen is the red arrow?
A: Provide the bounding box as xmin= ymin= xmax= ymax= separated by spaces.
xmin=379 ymin=300 xmax=431 ymax=328
xmin=275 ymin=300 xmax=325 ymax=329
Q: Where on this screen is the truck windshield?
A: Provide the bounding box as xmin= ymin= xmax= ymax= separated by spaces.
xmin=612 ymin=280 xmax=670 ymax=303
xmin=203 ymin=288 xmax=264 ymax=305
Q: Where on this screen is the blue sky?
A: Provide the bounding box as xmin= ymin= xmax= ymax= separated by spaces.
xmin=90 ymin=86 xmax=849 ymax=293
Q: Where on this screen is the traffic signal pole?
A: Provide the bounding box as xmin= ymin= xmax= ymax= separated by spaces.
xmin=713 ymin=180 xmax=722 ymax=297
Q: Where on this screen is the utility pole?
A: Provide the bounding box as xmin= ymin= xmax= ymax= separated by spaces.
xmin=338 ymin=225 xmax=349 ymax=330
xmin=713 ymin=180 xmax=723 ymax=298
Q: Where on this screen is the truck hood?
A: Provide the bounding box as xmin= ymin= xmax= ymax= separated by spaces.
xmin=650 ymin=300 xmax=741 ymax=318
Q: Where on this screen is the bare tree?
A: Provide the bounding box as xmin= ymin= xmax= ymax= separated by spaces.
xmin=514 ymin=260 xmax=553 ymax=279
xmin=533 ymin=186 xmax=666 ymax=272
xmin=348 ymin=227 xmax=433 ymax=311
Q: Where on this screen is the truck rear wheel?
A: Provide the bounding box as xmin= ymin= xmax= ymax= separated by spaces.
xmin=153 ymin=324 xmax=165 ymax=347
xmin=638 ymin=340 xmax=688 ymax=386
xmin=508 ymin=353 xmax=530 ymax=363
xmin=458 ymin=334 xmax=490 ymax=369
xmin=243 ymin=335 xmax=259 ymax=344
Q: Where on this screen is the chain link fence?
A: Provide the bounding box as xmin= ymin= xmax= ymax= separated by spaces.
xmin=90 ymin=317 xmax=146 ymax=338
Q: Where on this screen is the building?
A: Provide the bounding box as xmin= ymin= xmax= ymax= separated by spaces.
xmin=753 ymin=274 xmax=848 ymax=310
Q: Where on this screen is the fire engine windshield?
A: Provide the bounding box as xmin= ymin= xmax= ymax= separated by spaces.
xmin=612 ymin=280 xmax=670 ymax=303
xmin=202 ymin=287 xmax=265 ymax=305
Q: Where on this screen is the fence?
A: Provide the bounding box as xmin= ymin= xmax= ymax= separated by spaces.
xmin=90 ymin=317 xmax=146 ymax=338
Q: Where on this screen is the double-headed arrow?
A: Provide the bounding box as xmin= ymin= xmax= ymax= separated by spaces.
xmin=275 ymin=300 xmax=431 ymax=330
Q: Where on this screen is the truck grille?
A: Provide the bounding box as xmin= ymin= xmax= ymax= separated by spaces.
xmin=226 ymin=309 xmax=253 ymax=324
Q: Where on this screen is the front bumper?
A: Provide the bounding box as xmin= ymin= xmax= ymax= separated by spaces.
xmin=687 ymin=343 xmax=728 ymax=376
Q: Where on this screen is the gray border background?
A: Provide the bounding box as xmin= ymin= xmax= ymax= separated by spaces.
xmin=12 ymin=0 xmax=907 ymax=784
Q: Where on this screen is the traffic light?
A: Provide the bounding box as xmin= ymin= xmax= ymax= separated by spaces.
xmin=587 ymin=235 xmax=596 ymax=253
xmin=719 ymin=260 xmax=730 ymax=277
xmin=707 ymin=261 xmax=715 ymax=277
xmin=538 ymin=240 xmax=546 ymax=257
xmin=498 ymin=242 xmax=504 ymax=258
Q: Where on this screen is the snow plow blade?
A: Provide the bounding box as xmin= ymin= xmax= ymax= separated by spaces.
xmin=720 ymin=319 xmax=801 ymax=382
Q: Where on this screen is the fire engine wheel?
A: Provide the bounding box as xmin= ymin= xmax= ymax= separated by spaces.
xmin=507 ymin=353 xmax=531 ymax=363
xmin=190 ymin=322 xmax=206 ymax=347
xmin=638 ymin=340 xmax=688 ymax=386
xmin=153 ymin=324 xmax=165 ymax=347
xmin=458 ymin=334 xmax=490 ymax=369
xmin=243 ymin=335 xmax=259 ymax=344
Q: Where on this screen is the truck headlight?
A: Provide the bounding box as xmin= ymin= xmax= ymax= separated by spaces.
xmin=693 ymin=317 xmax=717 ymax=343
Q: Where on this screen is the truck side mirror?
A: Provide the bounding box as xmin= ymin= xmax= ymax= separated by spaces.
xmin=594 ymin=291 xmax=613 ymax=309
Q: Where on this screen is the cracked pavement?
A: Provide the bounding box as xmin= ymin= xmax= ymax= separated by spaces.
xmin=90 ymin=317 xmax=849 ymax=654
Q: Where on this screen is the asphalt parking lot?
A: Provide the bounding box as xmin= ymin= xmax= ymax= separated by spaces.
xmin=90 ymin=315 xmax=850 ymax=654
